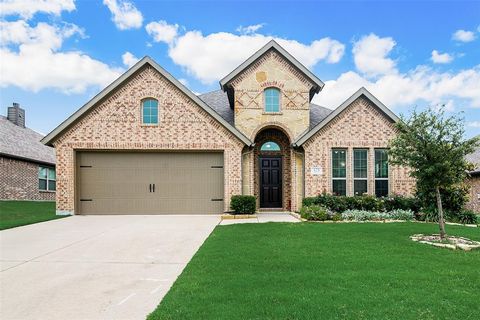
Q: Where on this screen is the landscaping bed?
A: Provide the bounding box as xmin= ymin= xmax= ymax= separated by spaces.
xmin=0 ymin=201 xmax=65 ymax=230
xmin=149 ymin=223 xmax=480 ymax=319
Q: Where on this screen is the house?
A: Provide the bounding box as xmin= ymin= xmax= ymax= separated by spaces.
xmin=1 ymin=103 xmax=56 ymax=201
xmin=42 ymin=40 xmax=415 ymax=215
xmin=466 ymin=145 xmax=480 ymax=213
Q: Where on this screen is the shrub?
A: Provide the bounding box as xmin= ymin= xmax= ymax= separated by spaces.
xmin=416 ymin=183 xmax=469 ymax=214
xmin=332 ymin=213 xmax=343 ymax=221
xmin=230 ymin=195 xmax=256 ymax=214
xmin=300 ymin=205 xmax=331 ymax=221
xmin=341 ymin=209 xmax=414 ymax=221
xmin=384 ymin=195 xmax=421 ymax=213
xmin=388 ymin=209 xmax=414 ymax=221
xmin=446 ymin=210 xmax=478 ymax=225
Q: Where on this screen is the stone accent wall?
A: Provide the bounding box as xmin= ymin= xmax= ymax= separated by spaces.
xmin=230 ymin=50 xmax=315 ymax=141
xmin=0 ymin=156 xmax=55 ymax=201
xmin=466 ymin=176 xmax=480 ymax=213
xmin=52 ymin=65 xmax=245 ymax=215
xmin=253 ymin=128 xmax=292 ymax=210
xmin=302 ymin=96 xmax=415 ymax=199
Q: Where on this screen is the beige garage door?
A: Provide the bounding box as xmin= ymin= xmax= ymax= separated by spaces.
xmin=77 ymin=152 xmax=224 ymax=215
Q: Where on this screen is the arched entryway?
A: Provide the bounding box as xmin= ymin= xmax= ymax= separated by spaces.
xmin=254 ymin=127 xmax=292 ymax=210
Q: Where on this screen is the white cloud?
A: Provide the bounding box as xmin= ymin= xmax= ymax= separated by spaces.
xmin=352 ymin=33 xmax=397 ymax=77
xmin=452 ymin=29 xmax=476 ymax=42
xmin=103 ymin=0 xmax=143 ymax=30
xmin=147 ymin=21 xmax=345 ymax=84
xmin=122 ymin=51 xmax=139 ymax=68
xmin=431 ymin=50 xmax=453 ymax=64
xmin=0 ymin=20 xmax=122 ymax=93
xmin=145 ymin=20 xmax=178 ymax=44
xmin=467 ymin=121 xmax=480 ymax=128
xmin=236 ymin=23 xmax=264 ymax=35
xmin=0 ymin=0 xmax=75 ymax=19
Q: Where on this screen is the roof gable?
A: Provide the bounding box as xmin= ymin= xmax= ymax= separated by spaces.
xmin=293 ymin=87 xmax=400 ymax=146
xmin=219 ymin=40 xmax=325 ymax=100
xmin=42 ymin=57 xmax=252 ymax=146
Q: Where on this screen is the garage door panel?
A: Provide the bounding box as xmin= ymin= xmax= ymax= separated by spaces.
xmin=77 ymin=152 xmax=224 ymax=215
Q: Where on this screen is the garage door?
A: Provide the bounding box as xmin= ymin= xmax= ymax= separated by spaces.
xmin=77 ymin=152 xmax=224 ymax=215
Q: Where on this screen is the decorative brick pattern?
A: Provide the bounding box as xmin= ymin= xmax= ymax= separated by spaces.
xmin=466 ymin=176 xmax=480 ymax=213
xmin=302 ymin=96 xmax=415 ymax=199
xmin=52 ymin=65 xmax=244 ymax=214
xmin=0 ymin=156 xmax=55 ymax=201
xmin=230 ymin=50 xmax=314 ymax=140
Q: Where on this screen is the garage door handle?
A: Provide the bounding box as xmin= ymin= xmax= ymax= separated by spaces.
xmin=149 ymin=184 xmax=152 ymax=193
xmin=153 ymin=184 xmax=155 ymax=193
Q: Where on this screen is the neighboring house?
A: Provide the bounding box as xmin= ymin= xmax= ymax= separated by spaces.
xmin=1 ymin=103 xmax=56 ymax=201
xmin=42 ymin=40 xmax=415 ymax=215
xmin=466 ymin=145 xmax=480 ymax=213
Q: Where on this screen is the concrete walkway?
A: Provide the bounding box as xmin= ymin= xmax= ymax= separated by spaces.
xmin=0 ymin=215 xmax=219 ymax=320
xmin=219 ymin=213 xmax=300 ymax=225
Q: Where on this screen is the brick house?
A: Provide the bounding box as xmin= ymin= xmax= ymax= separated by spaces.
xmin=466 ymin=146 xmax=480 ymax=213
xmin=42 ymin=40 xmax=415 ymax=215
xmin=1 ymin=103 xmax=56 ymax=201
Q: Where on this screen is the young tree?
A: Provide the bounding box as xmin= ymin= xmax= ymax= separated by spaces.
xmin=388 ymin=108 xmax=479 ymax=239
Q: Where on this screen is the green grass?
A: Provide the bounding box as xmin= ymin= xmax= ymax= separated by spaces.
xmin=0 ymin=200 xmax=66 ymax=230
xmin=149 ymin=222 xmax=480 ymax=320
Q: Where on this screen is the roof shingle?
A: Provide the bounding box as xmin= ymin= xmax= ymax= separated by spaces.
xmin=0 ymin=115 xmax=55 ymax=164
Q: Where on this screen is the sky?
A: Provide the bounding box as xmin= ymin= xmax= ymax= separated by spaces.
xmin=0 ymin=0 xmax=479 ymax=138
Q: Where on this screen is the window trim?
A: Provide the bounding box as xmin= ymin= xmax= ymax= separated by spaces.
xmin=263 ymin=87 xmax=281 ymax=113
xmin=331 ymin=148 xmax=347 ymax=196
xmin=141 ymin=98 xmax=159 ymax=125
xmin=353 ymin=148 xmax=368 ymax=196
xmin=374 ymin=148 xmax=389 ymax=197
xmin=39 ymin=166 xmax=56 ymax=192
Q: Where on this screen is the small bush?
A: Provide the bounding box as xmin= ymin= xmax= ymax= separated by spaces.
xmin=300 ymin=205 xmax=331 ymax=221
xmin=332 ymin=213 xmax=343 ymax=221
xmin=384 ymin=196 xmax=421 ymax=213
xmin=447 ymin=210 xmax=478 ymax=225
xmin=230 ymin=195 xmax=256 ymax=214
xmin=341 ymin=209 xmax=414 ymax=221
xmin=388 ymin=209 xmax=414 ymax=221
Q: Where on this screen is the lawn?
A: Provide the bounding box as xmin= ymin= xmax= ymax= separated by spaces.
xmin=0 ymin=200 xmax=66 ymax=230
xmin=149 ymin=222 xmax=480 ymax=320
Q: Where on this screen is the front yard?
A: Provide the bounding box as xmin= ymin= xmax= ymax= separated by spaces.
xmin=149 ymin=222 xmax=480 ymax=320
xmin=0 ymin=200 xmax=65 ymax=230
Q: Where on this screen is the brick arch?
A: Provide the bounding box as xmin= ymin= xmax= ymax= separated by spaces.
xmin=251 ymin=122 xmax=294 ymax=143
xmin=253 ymin=127 xmax=292 ymax=210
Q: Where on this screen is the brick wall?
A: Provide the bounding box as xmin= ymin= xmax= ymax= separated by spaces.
xmin=0 ymin=156 xmax=55 ymax=201
xmin=466 ymin=176 xmax=480 ymax=213
xmin=303 ymin=96 xmax=415 ymax=199
xmin=52 ymin=65 xmax=245 ymax=215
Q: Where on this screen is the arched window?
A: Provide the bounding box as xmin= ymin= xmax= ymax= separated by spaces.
xmin=264 ymin=88 xmax=280 ymax=112
xmin=142 ymin=98 xmax=158 ymax=124
xmin=260 ymin=141 xmax=281 ymax=152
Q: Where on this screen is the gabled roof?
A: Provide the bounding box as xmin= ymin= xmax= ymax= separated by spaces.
xmin=0 ymin=115 xmax=55 ymax=165
xmin=42 ymin=57 xmax=252 ymax=146
xmin=219 ymin=40 xmax=325 ymax=97
xmin=466 ymin=141 xmax=480 ymax=175
xmin=293 ymin=87 xmax=400 ymax=146
xmin=198 ymin=90 xmax=332 ymax=128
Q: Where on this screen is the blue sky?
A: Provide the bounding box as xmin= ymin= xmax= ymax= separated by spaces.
xmin=1 ymin=0 xmax=479 ymax=137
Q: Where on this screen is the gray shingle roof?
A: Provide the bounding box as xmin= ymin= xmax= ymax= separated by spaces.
xmin=466 ymin=142 xmax=480 ymax=174
xmin=198 ymin=90 xmax=332 ymax=128
xmin=0 ymin=115 xmax=55 ymax=165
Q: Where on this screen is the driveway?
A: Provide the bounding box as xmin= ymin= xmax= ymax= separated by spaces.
xmin=0 ymin=215 xmax=219 ymax=320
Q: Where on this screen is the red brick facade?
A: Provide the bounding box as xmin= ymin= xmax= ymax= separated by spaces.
xmin=0 ymin=156 xmax=55 ymax=201
xmin=466 ymin=176 xmax=480 ymax=213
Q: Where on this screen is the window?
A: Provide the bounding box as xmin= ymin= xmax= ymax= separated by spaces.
xmin=375 ymin=149 xmax=389 ymax=197
xmin=332 ymin=149 xmax=347 ymax=196
xmin=260 ymin=141 xmax=281 ymax=152
xmin=264 ymin=88 xmax=280 ymax=112
xmin=39 ymin=166 xmax=55 ymax=191
xmin=142 ymin=99 xmax=158 ymax=124
xmin=353 ymin=149 xmax=368 ymax=195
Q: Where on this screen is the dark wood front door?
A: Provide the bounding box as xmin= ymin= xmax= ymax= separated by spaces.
xmin=260 ymin=157 xmax=282 ymax=208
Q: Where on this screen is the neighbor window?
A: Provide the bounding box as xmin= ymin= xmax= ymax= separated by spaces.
xmin=260 ymin=141 xmax=281 ymax=152
xmin=142 ymin=98 xmax=158 ymax=124
xmin=374 ymin=149 xmax=389 ymax=197
xmin=39 ymin=166 xmax=56 ymax=191
xmin=353 ymin=149 xmax=368 ymax=195
xmin=332 ymin=149 xmax=347 ymax=196
xmin=264 ymin=88 xmax=280 ymax=112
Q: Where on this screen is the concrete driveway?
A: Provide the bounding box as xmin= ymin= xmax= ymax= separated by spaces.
xmin=0 ymin=215 xmax=219 ymax=320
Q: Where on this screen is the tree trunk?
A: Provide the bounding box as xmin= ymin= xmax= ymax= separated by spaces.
xmin=435 ymin=186 xmax=446 ymax=239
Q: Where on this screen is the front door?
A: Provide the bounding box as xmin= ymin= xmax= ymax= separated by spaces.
xmin=260 ymin=157 xmax=282 ymax=208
